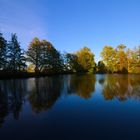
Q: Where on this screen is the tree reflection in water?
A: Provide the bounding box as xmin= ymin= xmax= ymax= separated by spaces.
xmin=99 ymin=74 xmax=140 ymax=101
xmin=0 ymin=79 xmax=27 ymax=127
xmin=28 ymin=76 xmax=64 ymax=113
xmin=0 ymin=74 xmax=140 ymax=128
xmin=67 ymin=74 xmax=96 ymax=99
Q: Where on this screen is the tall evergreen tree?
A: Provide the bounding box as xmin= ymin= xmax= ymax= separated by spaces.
xmin=7 ymin=34 xmax=26 ymax=71
xmin=0 ymin=33 xmax=7 ymax=70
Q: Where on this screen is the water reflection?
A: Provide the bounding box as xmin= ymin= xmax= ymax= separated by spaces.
xmin=0 ymin=80 xmax=27 ymax=127
xmin=99 ymin=75 xmax=140 ymax=101
xmin=0 ymin=74 xmax=140 ymax=127
xmin=67 ymin=74 xmax=96 ymax=99
xmin=28 ymin=76 xmax=64 ymax=113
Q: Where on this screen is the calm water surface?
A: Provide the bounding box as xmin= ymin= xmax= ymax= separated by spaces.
xmin=0 ymin=74 xmax=140 ymax=140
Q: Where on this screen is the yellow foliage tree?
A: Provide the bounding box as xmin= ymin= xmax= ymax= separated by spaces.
xmin=76 ymin=47 xmax=95 ymax=73
xmin=101 ymin=46 xmax=117 ymax=73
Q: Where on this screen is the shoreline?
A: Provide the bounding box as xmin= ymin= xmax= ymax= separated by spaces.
xmin=0 ymin=71 xmax=139 ymax=80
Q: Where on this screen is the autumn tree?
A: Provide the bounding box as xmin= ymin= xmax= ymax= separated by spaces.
xmin=101 ymin=46 xmax=117 ymax=73
xmin=65 ymin=47 xmax=95 ymax=73
xmin=134 ymin=46 xmax=140 ymax=66
xmin=7 ymin=34 xmax=26 ymax=71
xmin=127 ymin=46 xmax=140 ymax=73
xmin=116 ymin=44 xmax=128 ymax=73
xmin=76 ymin=47 xmax=95 ymax=73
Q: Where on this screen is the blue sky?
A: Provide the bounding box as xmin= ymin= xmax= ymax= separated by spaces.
xmin=0 ymin=0 xmax=140 ymax=62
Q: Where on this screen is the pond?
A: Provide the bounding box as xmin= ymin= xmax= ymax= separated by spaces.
xmin=0 ymin=74 xmax=140 ymax=140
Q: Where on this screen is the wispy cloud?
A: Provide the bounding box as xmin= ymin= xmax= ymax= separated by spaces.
xmin=0 ymin=0 xmax=48 ymax=50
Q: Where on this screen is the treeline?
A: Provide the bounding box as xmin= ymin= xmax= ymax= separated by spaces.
xmin=0 ymin=32 xmax=140 ymax=75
